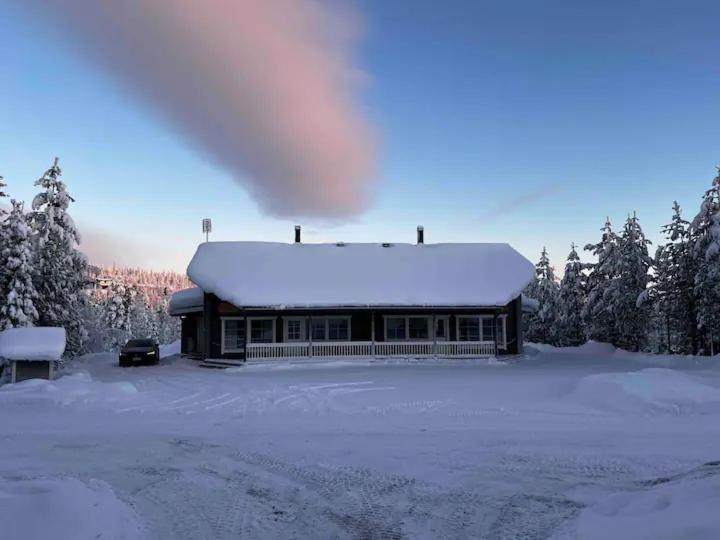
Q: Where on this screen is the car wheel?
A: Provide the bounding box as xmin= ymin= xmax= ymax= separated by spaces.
xmin=119 ymin=359 xmax=128 ymax=368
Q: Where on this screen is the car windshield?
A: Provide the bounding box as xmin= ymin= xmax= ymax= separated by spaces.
xmin=126 ymin=339 xmax=154 ymax=347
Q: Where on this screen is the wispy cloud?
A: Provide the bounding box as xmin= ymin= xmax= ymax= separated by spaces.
xmin=480 ymin=182 xmax=563 ymax=219
xmin=25 ymin=0 xmax=376 ymax=219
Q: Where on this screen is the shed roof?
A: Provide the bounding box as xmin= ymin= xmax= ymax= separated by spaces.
xmin=186 ymin=241 xmax=534 ymax=309
xmin=0 ymin=327 xmax=66 ymax=361
xmin=168 ymin=287 xmax=204 ymax=315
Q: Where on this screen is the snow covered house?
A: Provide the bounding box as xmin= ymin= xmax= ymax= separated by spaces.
xmin=170 ymin=227 xmax=534 ymax=364
xmin=0 ymin=327 xmax=66 ymax=383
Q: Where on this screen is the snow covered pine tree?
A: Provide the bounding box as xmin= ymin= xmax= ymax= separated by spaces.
xmin=555 ymin=244 xmax=586 ymax=346
xmin=689 ymin=166 xmax=720 ymax=355
xmin=0 ymin=201 xmax=39 ymax=329
xmin=646 ymin=202 xmax=698 ymax=353
xmin=30 ymin=158 xmax=89 ymax=356
xmin=523 ymin=247 xmax=559 ymax=344
xmin=609 ymin=213 xmax=653 ymax=352
xmin=103 ymin=281 xmax=134 ymax=351
xmin=583 ymin=218 xmax=619 ymax=344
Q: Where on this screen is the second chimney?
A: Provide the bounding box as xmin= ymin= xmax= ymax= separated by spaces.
xmin=294 ymin=225 xmax=301 ymax=244
xmin=417 ymin=225 xmax=424 ymax=245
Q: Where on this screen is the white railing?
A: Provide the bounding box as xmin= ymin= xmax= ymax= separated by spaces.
xmin=437 ymin=341 xmax=496 ymax=357
xmin=374 ymin=341 xmax=435 ymax=357
xmin=245 ymin=341 xmax=496 ymax=360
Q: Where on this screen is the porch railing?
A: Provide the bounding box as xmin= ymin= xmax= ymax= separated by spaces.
xmin=245 ymin=341 xmax=496 ymax=361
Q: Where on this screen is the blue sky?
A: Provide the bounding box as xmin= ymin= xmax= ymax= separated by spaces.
xmin=1 ymin=0 xmax=718 ymax=272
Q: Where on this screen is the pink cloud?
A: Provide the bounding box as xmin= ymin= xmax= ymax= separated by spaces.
xmin=30 ymin=0 xmax=376 ymax=218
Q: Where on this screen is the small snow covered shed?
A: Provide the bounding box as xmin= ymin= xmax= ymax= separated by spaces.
xmin=171 ymin=227 xmax=535 ymax=364
xmin=0 ymin=327 xmax=66 ymax=383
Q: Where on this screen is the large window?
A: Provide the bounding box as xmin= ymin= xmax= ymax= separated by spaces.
xmin=285 ymin=318 xmax=305 ymax=341
xmin=385 ymin=317 xmax=406 ymax=340
xmin=328 ymin=318 xmax=350 ymax=340
xmin=222 ymin=318 xmax=245 ymax=353
xmin=458 ymin=317 xmax=481 ymax=341
xmin=384 ymin=316 xmax=446 ymax=341
xmin=249 ymin=318 xmax=275 ymax=343
xmin=457 ymin=315 xmax=507 ymax=347
xmin=296 ymin=317 xmax=352 ymax=342
xmin=408 ymin=317 xmax=430 ymax=339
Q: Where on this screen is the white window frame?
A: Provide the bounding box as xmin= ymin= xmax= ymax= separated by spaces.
xmin=282 ymin=316 xmax=307 ymax=342
xmin=221 ymin=316 xmax=246 ymax=354
xmin=455 ymin=315 xmax=507 ymax=349
xmin=383 ymin=315 xmax=449 ymax=341
xmin=308 ymin=316 xmax=352 ymax=342
xmin=247 ymin=317 xmax=276 ymax=344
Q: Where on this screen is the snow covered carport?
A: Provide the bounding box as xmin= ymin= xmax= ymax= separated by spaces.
xmin=0 ymin=327 xmax=66 ymax=383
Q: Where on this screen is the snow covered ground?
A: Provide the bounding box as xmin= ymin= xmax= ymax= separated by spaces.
xmin=1 ymin=343 xmax=720 ymax=539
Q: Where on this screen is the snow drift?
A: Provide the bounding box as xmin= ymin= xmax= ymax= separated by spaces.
xmin=577 ymin=464 xmax=720 ymax=540
xmin=0 ymin=477 xmax=148 ymax=540
xmin=570 ymin=368 xmax=720 ymax=414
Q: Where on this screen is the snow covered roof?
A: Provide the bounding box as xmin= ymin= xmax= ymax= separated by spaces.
xmin=169 ymin=287 xmax=204 ymax=315
xmin=187 ymin=241 xmax=534 ymax=309
xmin=0 ymin=327 xmax=66 ymax=361
xmin=521 ymin=294 xmax=540 ymax=313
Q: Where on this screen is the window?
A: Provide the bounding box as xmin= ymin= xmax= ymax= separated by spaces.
xmin=311 ymin=318 xmax=327 ymax=341
xmin=249 ymin=318 xmax=274 ymax=343
xmin=456 ymin=315 xmax=507 ymax=346
xmin=435 ymin=318 xmax=449 ymax=340
xmin=328 ymin=318 xmax=349 ymax=340
xmin=408 ymin=317 xmax=429 ymax=339
xmin=385 ymin=317 xmax=406 ymax=340
xmin=222 ymin=318 xmax=245 ymax=352
xmin=458 ymin=317 xmax=480 ymax=341
xmin=308 ymin=317 xmax=351 ymax=341
xmin=286 ymin=318 xmax=304 ymax=341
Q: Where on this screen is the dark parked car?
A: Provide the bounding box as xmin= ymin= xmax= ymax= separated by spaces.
xmin=119 ymin=338 xmax=160 ymax=367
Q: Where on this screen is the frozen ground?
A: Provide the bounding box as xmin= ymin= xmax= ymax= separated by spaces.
xmin=1 ymin=343 xmax=720 ymax=539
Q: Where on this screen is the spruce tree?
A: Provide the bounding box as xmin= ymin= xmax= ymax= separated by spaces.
xmin=103 ymin=281 xmax=134 ymax=350
xmin=582 ymin=218 xmax=618 ymax=344
xmin=556 ymin=244 xmax=586 ymax=346
xmin=523 ymin=247 xmax=559 ymax=344
xmin=648 ymin=202 xmax=697 ymax=353
xmin=606 ymin=213 xmax=653 ymax=351
xmin=30 ymin=158 xmax=88 ymax=355
xmin=689 ymin=166 xmax=720 ymax=355
xmin=0 ymin=201 xmax=39 ymax=329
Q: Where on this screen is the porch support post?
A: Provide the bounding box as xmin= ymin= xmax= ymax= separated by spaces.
xmin=493 ymin=312 xmax=499 ymax=357
xmin=371 ymin=311 xmax=376 ymax=357
xmin=432 ymin=313 xmax=437 ymax=358
xmin=242 ymin=308 xmax=248 ymax=362
xmin=309 ymin=314 xmax=313 ymax=358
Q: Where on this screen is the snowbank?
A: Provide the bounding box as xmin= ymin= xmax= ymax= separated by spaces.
xmin=160 ymin=339 xmax=181 ymax=358
xmin=527 ymin=341 xmax=617 ymax=356
xmin=0 ymin=477 xmax=148 ymax=540
xmin=0 ymin=327 xmax=66 ymax=361
xmin=570 ymin=368 xmax=720 ymax=414
xmin=188 ymin=241 xmax=534 ymax=308
xmin=0 ymin=372 xmax=138 ymax=406
xmin=577 ymin=469 xmax=720 ymax=540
